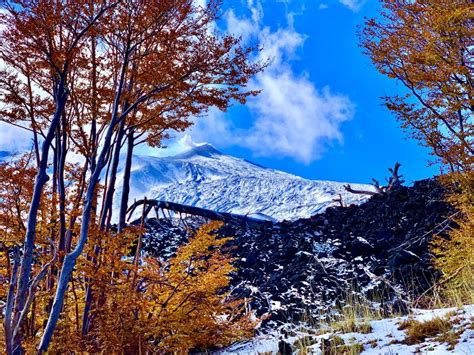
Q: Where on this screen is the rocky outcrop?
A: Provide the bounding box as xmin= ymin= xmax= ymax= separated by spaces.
xmin=141 ymin=178 xmax=455 ymax=326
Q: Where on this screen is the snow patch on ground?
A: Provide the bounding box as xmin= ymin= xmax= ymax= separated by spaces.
xmin=219 ymin=305 xmax=474 ymax=354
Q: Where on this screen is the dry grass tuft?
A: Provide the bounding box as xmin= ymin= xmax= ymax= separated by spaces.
xmin=331 ymin=319 xmax=373 ymax=334
xmin=365 ymin=339 xmax=378 ymax=348
xmin=397 ymin=315 xmax=461 ymax=349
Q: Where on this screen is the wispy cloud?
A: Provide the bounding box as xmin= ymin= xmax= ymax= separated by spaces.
xmin=187 ymin=0 xmax=354 ymax=164
xmin=244 ymin=75 xmax=353 ymax=163
xmin=0 ymin=122 xmax=34 ymax=152
xmin=338 ymin=0 xmax=366 ymax=12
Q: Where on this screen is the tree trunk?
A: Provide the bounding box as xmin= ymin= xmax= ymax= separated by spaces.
xmin=58 ymin=113 xmax=68 ymax=253
xmin=38 ymin=50 xmax=130 ymax=352
xmin=100 ymin=118 xmax=126 ymax=229
xmin=12 ymin=79 xmax=68 ymax=352
xmin=3 ymin=248 xmax=19 ymax=355
xmin=119 ymin=129 xmax=135 ymax=231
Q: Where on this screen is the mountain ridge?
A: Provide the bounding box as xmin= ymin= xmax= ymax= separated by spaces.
xmin=115 ymin=144 xmax=375 ymax=222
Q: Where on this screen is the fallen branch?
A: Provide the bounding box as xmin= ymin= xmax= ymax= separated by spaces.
xmin=344 ymin=162 xmax=404 ymax=196
xmin=127 ymin=199 xmax=268 ymax=227
xmin=343 ymin=184 xmax=379 ymax=196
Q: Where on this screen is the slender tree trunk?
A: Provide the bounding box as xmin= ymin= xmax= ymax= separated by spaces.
xmin=12 ymin=77 xmax=68 ymax=352
xmin=3 ymin=248 xmax=19 ymax=355
xmin=89 ymin=33 xmax=98 ymax=219
xmin=58 ymin=113 xmax=68 ymax=252
xmin=100 ymin=118 xmax=126 ymax=228
xmin=38 ymin=51 xmax=130 ymax=352
xmin=47 ymin=129 xmax=59 ymax=291
xmin=26 ymin=74 xmax=40 ymax=168
xmin=119 ymin=129 xmax=135 ymax=231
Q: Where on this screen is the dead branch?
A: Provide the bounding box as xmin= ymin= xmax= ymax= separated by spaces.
xmin=386 ymin=162 xmax=404 ymax=190
xmin=343 ymin=184 xmax=379 ymax=196
xmin=332 ymin=194 xmax=344 ymax=207
xmin=126 ymin=199 xmax=268 ymax=227
xmin=344 ymin=162 xmax=404 ymax=196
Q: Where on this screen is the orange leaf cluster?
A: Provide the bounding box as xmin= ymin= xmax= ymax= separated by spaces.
xmin=362 ymin=0 xmax=473 ymax=172
xmin=43 ymin=222 xmax=255 ymax=353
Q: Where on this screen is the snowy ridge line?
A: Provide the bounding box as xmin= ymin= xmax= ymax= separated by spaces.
xmin=113 ymin=142 xmax=376 ymax=222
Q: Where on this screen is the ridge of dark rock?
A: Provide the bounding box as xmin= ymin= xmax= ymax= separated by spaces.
xmin=141 ymin=178 xmax=455 ymax=326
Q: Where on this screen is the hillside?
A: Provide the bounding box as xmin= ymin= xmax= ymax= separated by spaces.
xmin=115 ymin=143 xmax=375 ymax=222
xmin=141 ymin=178 xmax=455 ymax=327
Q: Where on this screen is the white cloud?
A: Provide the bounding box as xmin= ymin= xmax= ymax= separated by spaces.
xmin=258 ymin=26 xmax=305 ymax=66
xmin=224 ymin=10 xmax=259 ymax=43
xmin=0 ymin=122 xmax=34 ymax=152
xmin=244 ymin=74 xmax=353 ymax=163
xmin=188 ymin=109 xmax=236 ymax=147
xmin=142 ymin=0 xmax=355 ymax=164
xmin=189 ymin=2 xmax=354 ymax=164
xmin=338 ymin=0 xmax=366 ymax=12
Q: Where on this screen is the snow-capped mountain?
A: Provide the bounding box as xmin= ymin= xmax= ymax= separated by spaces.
xmin=115 ymin=143 xmax=375 ymax=222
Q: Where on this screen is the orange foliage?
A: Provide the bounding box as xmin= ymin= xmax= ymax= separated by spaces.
xmin=0 ymin=154 xmax=49 ymax=298
xmin=362 ymin=0 xmax=473 ymax=295
xmin=31 ymin=222 xmax=256 ymax=353
xmin=361 ymin=0 xmax=473 ymax=172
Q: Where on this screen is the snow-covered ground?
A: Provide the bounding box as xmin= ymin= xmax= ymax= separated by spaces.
xmin=221 ymin=305 xmax=474 ymax=354
xmin=115 ymin=143 xmax=374 ymax=222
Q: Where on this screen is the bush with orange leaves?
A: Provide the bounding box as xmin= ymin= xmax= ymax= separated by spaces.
xmin=39 ymin=221 xmax=256 ymax=353
xmin=0 ymin=156 xmax=255 ymax=353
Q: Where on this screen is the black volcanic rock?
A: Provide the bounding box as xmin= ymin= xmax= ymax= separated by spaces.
xmin=141 ymin=178 xmax=455 ymax=326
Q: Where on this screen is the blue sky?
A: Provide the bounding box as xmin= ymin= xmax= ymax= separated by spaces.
xmin=177 ymin=0 xmax=439 ymax=184
xmin=186 ymin=0 xmax=438 ymax=182
xmin=0 ymin=0 xmax=439 ymax=184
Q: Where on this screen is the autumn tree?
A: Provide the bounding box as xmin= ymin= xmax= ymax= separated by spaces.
xmin=0 ymin=2 xmax=117 ymax=352
xmin=362 ymin=0 xmax=473 ymax=296
xmin=362 ymin=0 xmax=473 ymax=172
xmin=0 ymin=0 xmax=261 ymax=353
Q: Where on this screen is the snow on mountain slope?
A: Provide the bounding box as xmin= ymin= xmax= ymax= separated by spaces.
xmin=114 ymin=143 xmax=375 ymax=222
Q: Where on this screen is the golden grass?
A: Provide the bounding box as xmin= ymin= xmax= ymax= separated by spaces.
xmin=397 ymin=314 xmax=462 ymax=350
